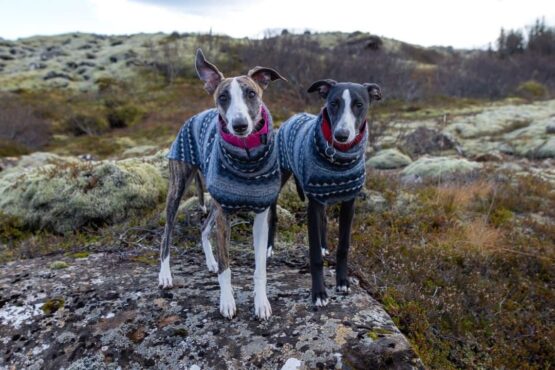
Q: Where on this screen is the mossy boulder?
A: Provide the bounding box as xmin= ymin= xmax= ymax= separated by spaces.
xmin=532 ymin=138 xmax=555 ymax=159
xmin=0 ymin=155 xmax=167 ymax=234
xmin=400 ymin=156 xmax=482 ymax=182
xmin=366 ymin=149 xmax=412 ymax=169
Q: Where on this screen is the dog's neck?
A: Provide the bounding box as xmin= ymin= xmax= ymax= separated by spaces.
xmin=219 ymin=106 xmax=269 ymax=150
xmin=321 ymin=108 xmax=366 ymax=151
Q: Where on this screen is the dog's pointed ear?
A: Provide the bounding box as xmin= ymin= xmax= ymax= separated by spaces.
xmin=307 ymin=79 xmax=337 ymax=99
xmin=195 ymin=48 xmax=224 ymax=94
xmin=363 ymin=83 xmax=382 ymax=101
xmin=247 ymin=67 xmax=287 ymax=90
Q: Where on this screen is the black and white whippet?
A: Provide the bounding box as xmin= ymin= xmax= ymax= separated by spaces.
xmin=268 ymin=80 xmax=381 ymax=306
xmin=159 ymin=49 xmax=285 ymax=319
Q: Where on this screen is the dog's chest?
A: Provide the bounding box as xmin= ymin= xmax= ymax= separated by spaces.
xmin=169 ymin=109 xmax=281 ymax=213
xmin=279 ymin=113 xmax=367 ymax=205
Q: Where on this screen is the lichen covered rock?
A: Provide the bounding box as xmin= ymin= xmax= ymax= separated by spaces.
xmin=401 ymin=156 xmax=482 ymax=182
xmin=0 ymin=155 xmax=167 ymax=234
xmin=366 ymin=148 xmax=412 ymax=170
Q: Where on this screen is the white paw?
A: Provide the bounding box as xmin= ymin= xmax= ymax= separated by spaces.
xmin=315 ymin=297 xmax=329 ymax=307
xmin=218 ymin=269 xmax=235 ymax=319
xmin=266 ymin=246 xmax=273 ymax=258
xmin=336 ymin=285 xmax=351 ymax=293
xmin=206 ymin=256 xmax=219 ymax=273
xmin=254 ymin=294 xmax=272 ymax=320
xmin=201 ymin=204 xmax=207 ymax=214
xmin=321 ymin=248 xmax=328 ymax=256
xmin=158 ymin=257 xmax=173 ymax=289
xmin=219 ymin=291 xmax=236 ymax=319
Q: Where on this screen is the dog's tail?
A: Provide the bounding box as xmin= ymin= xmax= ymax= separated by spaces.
xmin=294 ymin=176 xmax=305 ymax=202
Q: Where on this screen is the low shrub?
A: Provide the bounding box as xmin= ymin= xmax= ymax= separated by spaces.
xmin=64 ymin=114 xmax=108 ymax=136
xmin=515 ymin=80 xmax=548 ymax=100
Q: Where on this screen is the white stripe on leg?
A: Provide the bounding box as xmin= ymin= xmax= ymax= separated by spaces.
xmin=253 ymin=208 xmax=272 ymax=320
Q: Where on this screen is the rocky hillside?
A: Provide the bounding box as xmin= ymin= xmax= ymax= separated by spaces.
xmin=0 ymin=31 xmax=449 ymax=92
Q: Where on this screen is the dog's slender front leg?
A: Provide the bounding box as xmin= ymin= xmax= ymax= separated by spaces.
xmin=253 ymin=208 xmax=272 ymax=319
xmin=159 ymin=161 xmax=193 ymax=289
xmin=336 ymin=199 xmax=355 ymax=293
xmin=320 ymin=210 xmax=329 ymax=256
xmin=214 ymin=203 xmax=235 ymax=318
xmin=308 ymin=198 xmax=328 ymax=306
xmin=201 ymin=204 xmax=218 ymax=273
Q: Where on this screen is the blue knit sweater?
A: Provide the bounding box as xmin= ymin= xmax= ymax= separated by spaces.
xmin=168 ymin=107 xmax=281 ymax=213
xmin=277 ymin=112 xmax=367 ymax=205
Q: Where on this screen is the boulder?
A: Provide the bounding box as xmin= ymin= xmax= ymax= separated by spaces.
xmin=402 ymin=127 xmax=459 ymax=156
xmin=533 ymin=138 xmax=555 ymax=159
xmin=400 ymin=156 xmax=482 ymax=182
xmin=366 ymin=148 xmax=412 ymax=169
xmin=0 ymin=251 xmax=423 ymax=369
xmin=358 ymin=190 xmax=388 ymax=212
xmin=0 ymin=155 xmax=167 ymax=234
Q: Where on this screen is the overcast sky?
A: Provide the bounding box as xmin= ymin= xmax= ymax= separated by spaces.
xmin=0 ymin=0 xmax=553 ymax=48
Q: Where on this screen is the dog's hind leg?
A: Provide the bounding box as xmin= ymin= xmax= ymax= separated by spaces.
xmin=159 ymin=160 xmax=194 ymax=289
xmin=336 ymin=199 xmax=355 ymax=293
xmin=253 ymin=207 xmax=272 ymax=319
xmin=267 ymin=170 xmax=292 ymax=258
xmin=195 ymin=172 xmax=207 ymax=214
xmin=214 ymin=202 xmax=235 ymax=318
xmin=201 ymin=202 xmax=218 ymax=273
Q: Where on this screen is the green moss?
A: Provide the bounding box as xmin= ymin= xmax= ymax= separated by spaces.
xmin=367 ymin=327 xmax=393 ymax=340
xmin=173 ymin=328 xmax=188 ymax=337
xmin=131 ymin=255 xmax=158 ymax=265
xmin=41 ymin=298 xmax=65 ymax=314
xmin=67 ymin=251 xmax=90 ymax=258
xmin=49 ymin=260 xmax=69 ymax=269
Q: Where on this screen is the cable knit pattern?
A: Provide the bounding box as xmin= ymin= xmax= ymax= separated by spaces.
xmin=168 ymin=106 xmax=280 ymax=213
xmin=277 ymin=112 xmax=367 ymax=205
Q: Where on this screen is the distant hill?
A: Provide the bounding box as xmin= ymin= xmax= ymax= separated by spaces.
xmin=0 ymin=31 xmax=464 ymax=92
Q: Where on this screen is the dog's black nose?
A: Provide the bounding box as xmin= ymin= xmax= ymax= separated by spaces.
xmin=334 ymin=129 xmax=350 ymax=143
xmin=232 ymin=119 xmax=248 ymax=134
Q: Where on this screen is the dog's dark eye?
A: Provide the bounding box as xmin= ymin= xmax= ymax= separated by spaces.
xmin=248 ymin=90 xmax=256 ymax=99
xmin=329 ymin=101 xmax=339 ymax=108
xmin=218 ymin=94 xmax=228 ymax=103
xmin=355 ymin=102 xmax=363 ymax=108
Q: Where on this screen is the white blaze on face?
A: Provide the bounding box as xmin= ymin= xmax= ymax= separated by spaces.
xmin=225 ymin=78 xmax=253 ymax=135
xmin=335 ymin=89 xmax=356 ymax=142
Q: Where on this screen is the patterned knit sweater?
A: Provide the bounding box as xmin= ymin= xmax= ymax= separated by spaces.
xmin=277 ymin=110 xmax=368 ymax=205
xmin=168 ymin=106 xmax=281 ymax=213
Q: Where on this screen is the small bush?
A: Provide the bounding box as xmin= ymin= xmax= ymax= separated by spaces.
xmin=64 ymin=114 xmax=108 ymax=136
xmin=515 ymin=80 xmax=548 ymax=100
xmin=0 ymin=93 xmax=51 ymax=151
xmin=0 ymin=139 xmax=29 ymax=157
xmin=107 ymin=104 xmax=144 ymax=128
xmin=0 ymin=212 xmax=27 ymax=243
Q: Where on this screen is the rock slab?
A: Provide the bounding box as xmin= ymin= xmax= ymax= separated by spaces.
xmin=0 ymin=251 xmax=422 ymax=369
